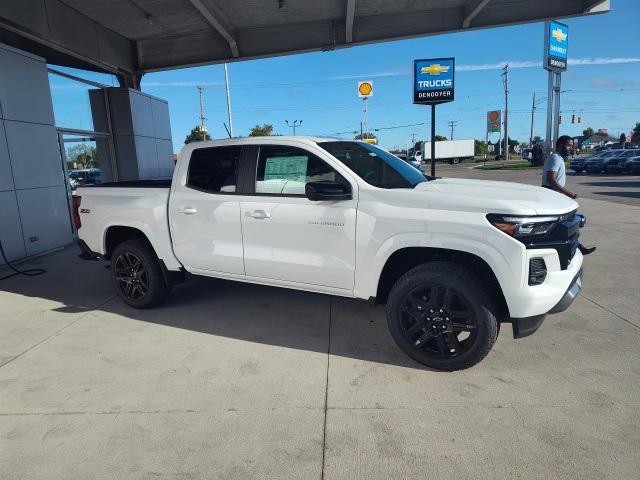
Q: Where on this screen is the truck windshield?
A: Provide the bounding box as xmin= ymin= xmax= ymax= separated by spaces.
xmin=319 ymin=141 xmax=427 ymax=189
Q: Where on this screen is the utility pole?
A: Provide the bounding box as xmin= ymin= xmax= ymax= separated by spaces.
xmin=529 ymin=92 xmax=536 ymax=147
xmin=197 ymin=85 xmax=207 ymax=141
xmin=502 ymin=64 xmax=509 ymax=160
xmin=285 ymin=120 xmax=302 ymax=135
xmin=447 ymin=120 xmax=458 ymax=140
xmin=223 ymin=64 xmax=234 ymax=137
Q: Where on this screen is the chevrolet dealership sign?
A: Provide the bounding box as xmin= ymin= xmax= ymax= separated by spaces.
xmin=413 ymin=58 xmax=455 ymax=104
xmin=544 ymin=20 xmax=569 ymax=71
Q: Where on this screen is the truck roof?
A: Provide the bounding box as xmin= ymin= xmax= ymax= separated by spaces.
xmin=184 ymin=136 xmax=343 ymax=149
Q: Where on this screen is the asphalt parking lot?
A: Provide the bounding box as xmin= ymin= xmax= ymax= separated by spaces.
xmin=1 ymin=170 xmax=639 ymax=479
xmin=440 ymin=162 xmax=640 ymax=206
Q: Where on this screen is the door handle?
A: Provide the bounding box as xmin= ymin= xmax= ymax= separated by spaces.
xmin=178 ymin=207 xmax=198 ymax=214
xmin=246 ymin=209 xmax=271 ymax=219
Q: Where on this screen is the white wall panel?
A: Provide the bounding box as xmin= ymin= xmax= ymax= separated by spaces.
xmin=151 ymin=99 xmax=172 ymax=140
xmin=4 ymin=121 xmax=64 ymax=190
xmin=0 ymin=45 xmax=55 ymax=125
xmin=156 ymin=138 xmax=175 ymax=177
xmin=135 ymin=136 xmax=160 ymax=179
xmin=16 ymin=186 xmax=72 ymax=256
xmin=0 ymin=121 xmax=15 ymax=192
xmin=113 ymin=136 xmax=139 ymax=181
xmin=0 ymin=190 xmax=26 ymax=264
xmin=130 ymin=91 xmax=154 ymax=138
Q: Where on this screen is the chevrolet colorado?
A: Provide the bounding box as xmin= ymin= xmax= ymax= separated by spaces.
xmin=74 ymin=137 xmax=585 ymax=370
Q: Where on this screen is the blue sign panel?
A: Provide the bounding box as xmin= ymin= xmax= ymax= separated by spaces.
xmin=413 ymin=58 xmax=455 ymax=104
xmin=544 ymin=20 xmax=569 ymax=71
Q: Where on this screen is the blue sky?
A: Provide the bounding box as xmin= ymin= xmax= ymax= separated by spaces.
xmin=51 ymin=0 xmax=640 ymax=153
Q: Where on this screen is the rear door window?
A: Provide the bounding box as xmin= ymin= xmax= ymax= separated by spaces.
xmin=187 ymin=146 xmax=242 ymax=193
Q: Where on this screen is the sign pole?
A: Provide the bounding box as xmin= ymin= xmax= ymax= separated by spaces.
xmin=545 ymin=69 xmax=554 ymax=153
xmin=430 ymin=104 xmax=436 ymax=177
xmin=552 ymin=72 xmax=562 ymax=148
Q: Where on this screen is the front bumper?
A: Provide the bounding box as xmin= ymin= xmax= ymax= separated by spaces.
xmin=511 ymin=268 xmax=583 ymax=338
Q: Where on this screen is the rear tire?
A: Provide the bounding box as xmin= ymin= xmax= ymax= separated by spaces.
xmin=573 ymin=168 xmax=583 ymax=174
xmin=111 ymin=239 xmax=171 ymax=309
xmin=386 ymin=262 xmax=498 ymax=371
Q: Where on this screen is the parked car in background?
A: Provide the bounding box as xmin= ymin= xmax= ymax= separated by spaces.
xmin=69 ymin=168 xmax=101 ymax=190
xmin=584 ymin=150 xmax=624 ymax=173
xmin=571 ymin=150 xmax=608 ymax=173
xmin=628 ymin=157 xmax=640 ymax=175
xmin=604 ymin=149 xmax=640 ymax=174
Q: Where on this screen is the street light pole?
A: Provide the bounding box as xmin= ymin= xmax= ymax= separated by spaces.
xmin=285 ymin=120 xmax=303 ymax=135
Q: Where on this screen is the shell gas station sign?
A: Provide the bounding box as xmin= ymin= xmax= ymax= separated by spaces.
xmin=358 ymin=81 xmax=373 ymax=98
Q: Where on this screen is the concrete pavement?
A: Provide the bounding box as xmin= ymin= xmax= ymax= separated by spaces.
xmin=1 ymin=191 xmax=639 ymax=479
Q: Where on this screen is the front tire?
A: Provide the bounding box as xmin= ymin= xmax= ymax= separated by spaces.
xmin=111 ymin=239 xmax=171 ymax=309
xmin=386 ymin=262 xmax=499 ymax=371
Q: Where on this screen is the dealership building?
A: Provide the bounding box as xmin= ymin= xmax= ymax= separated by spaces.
xmin=0 ymin=0 xmax=609 ymax=266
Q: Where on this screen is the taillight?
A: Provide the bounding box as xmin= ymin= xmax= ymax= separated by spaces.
xmin=71 ymin=195 xmax=82 ymax=229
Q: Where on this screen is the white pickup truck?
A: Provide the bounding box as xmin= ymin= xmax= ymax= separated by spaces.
xmin=75 ymin=137 xmax=585 ymax=370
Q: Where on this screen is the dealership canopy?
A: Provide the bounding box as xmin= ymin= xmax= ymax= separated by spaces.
xmin=0 ymin=0 xmax=609 ymax=85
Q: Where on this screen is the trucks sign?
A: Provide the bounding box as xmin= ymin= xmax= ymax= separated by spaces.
xmin=413 ymin=58 xmax=455 ymax=104
xmin=544 ymin=20 xmax=569 ymax=72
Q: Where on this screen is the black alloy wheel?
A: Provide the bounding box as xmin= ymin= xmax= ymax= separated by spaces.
xmin=114 ymin=251 xmax=149 ymax=301
xmin=386 ymin=262 xmax=498 ymax=371
xmin=110 ymin=239 xmax=171 ymax=308
xmin=399 ymin=285 xmax=477 ymax=359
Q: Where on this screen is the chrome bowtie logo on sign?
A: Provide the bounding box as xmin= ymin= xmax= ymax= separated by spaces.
xmin=413 ymin=58 xmax=455 ymax=104
xmin=544 ymin=20 xmax=569 ymax=72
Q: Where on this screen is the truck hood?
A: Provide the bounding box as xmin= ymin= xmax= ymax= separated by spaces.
xmin=413 ymin=177 xmax=577 ymax=215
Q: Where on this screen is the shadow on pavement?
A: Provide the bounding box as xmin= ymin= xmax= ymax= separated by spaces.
xmin=0 ymin=247 xmax=432 ymax=371
xmin=582 ymin=180 xmax=640 ymax=188
xmin=591 ymin=191 xmax=640 ymax=199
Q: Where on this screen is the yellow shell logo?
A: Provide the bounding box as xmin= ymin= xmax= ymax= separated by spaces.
xmin=358 ymin=82 xmax=373 ymax=96
xmin=551 ymin=28 xmax=567 ymax=42
xmin=420 ymin=64 xmax=450 ymax=75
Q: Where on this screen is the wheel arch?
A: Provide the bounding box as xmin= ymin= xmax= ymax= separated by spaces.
xmin=374 ymin=247 xmax=509 ymax=318
xmin=103 ymin=226 xmax=155 ymax=260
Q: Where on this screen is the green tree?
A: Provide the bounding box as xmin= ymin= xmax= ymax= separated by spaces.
xmin=619 ymin=133 xmax=627 ymax=144
xmin=434 ymin=135 xmax=448 ymax=141
xmin=474 ymin=140 xmax=487 ymax=155
xmin=582 ymin=127 xmax=594 ymax=138
xmin=631 ymin=123 xmax=640 ymax=144
xmin=185 ymin=126 xmax=210 ymax=144
xmin=533 ymin=135 xmax=543 ymax=143
xmin=66 ymin=143 xmax=95 ymax=169
xmin=249 ymin=124 xmax=274 ymax=136
xmin=354 ymin=132 xmax=377 ymax=140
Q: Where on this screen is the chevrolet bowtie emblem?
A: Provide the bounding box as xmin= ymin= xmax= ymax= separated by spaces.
xmin=551 ymin=28 xmax=567 ymax=42
xmin=420 ymin=64 xmax=450 ymax=75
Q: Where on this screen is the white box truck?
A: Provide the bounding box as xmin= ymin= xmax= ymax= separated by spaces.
xmin=414 ymin=139 xmax=475 ymax=164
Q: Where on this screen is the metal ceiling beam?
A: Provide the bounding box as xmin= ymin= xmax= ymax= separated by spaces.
xmin=583 ymin=0 xmax=610 ymax=13
xmin=345 ymin=0 xmax=356 ymax=43
xmin=463 ymin=0 xmax=491 ymax=28
xmin=188 ymin=0 xmax=239 ymax=57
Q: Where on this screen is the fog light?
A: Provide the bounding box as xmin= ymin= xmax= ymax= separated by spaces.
xmin=529 ymin=258 xmax=547 ymax=285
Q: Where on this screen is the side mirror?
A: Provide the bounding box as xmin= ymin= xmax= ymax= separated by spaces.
xmin=305 ymin=181 xmax=352 ymax=201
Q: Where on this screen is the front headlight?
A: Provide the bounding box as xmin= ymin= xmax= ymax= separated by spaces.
xmin=487 ymin=214 xmax=559 ymax=237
